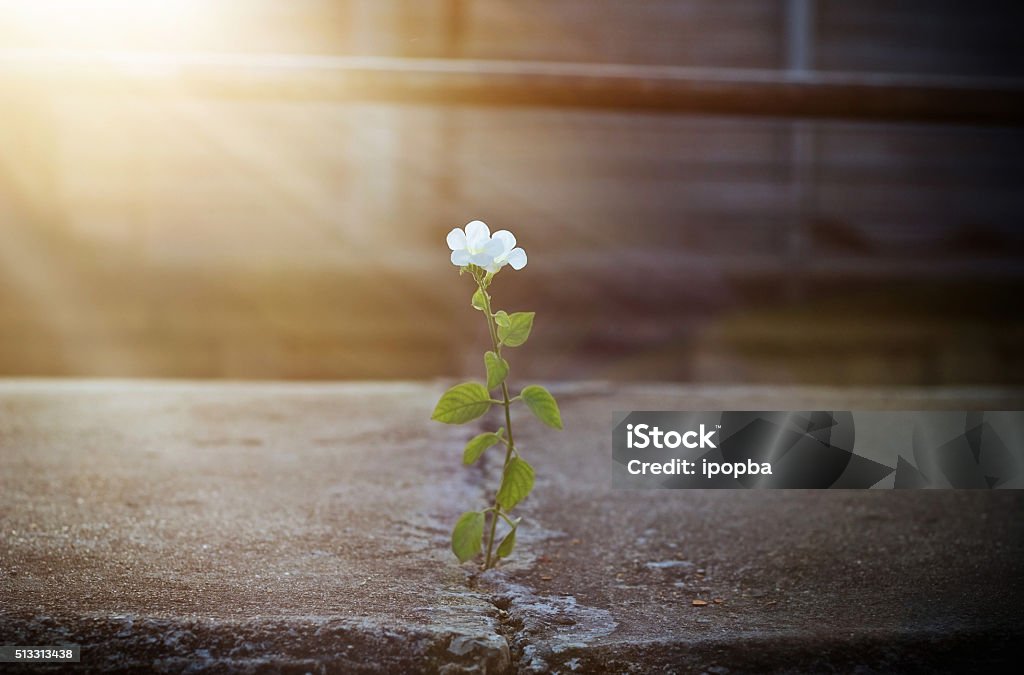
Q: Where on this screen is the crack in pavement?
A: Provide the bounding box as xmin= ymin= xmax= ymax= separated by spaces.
xmin=447 ymin=413 xmax=618 ymax=674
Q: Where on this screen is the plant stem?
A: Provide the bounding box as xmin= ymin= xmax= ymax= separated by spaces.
xmin=478 ymin=277 xmax=516 ymax=570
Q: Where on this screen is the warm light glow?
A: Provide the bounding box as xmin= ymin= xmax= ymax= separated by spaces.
xmin=0 ymin=1 xmax=206 ymax=50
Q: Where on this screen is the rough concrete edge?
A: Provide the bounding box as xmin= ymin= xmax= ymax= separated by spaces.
xmin=0 ymin=612 xmax=511 ymax=674
xmin=4 ymin=614 xmax=1021 ymax=674
xmin=527 ymin=626 xmax=1023 ymax=674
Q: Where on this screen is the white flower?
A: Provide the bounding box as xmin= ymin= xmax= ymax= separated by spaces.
xmin=446 ymin=220 xmax=527 ymax=273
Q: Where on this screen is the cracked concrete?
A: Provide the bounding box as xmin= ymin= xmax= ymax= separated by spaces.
xmin=1 ymin=380 xmax=1022 ymax=673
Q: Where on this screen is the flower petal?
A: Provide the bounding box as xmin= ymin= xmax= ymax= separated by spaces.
xmin=470 ymin=251 xmax=493 ymax=266
xmin=507 ymin=247 xmax=527 ymax=270
xmin=446 ymin=227 xmax=466 ymax=251
xmin=464 ymin=220 xmax=490 ymax=250
xmin=483 ymin=236 xmax=505 ymax=258
xmin=491 ymin=229 xmax=516 ymax=253
xmin=451 ymin=249 xmax=471 ymax=266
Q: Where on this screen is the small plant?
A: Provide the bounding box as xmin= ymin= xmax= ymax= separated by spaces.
xmin=431 ymin=220 xmax=563 ymax=570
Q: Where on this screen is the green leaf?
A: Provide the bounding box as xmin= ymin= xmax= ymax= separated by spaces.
xmin=520 ymin=385 xmax=563 ymax=429
xmin=463 ymin=432 xmax=502 ymax=465
xmin=471 ymin=288 xmax=487 ymax=311
xmin=497 ymin=527 xmax=516 ymax=559
xmin=496 ymin=457 xmax=535 ymax=510
xmin=484 ymin=351 xmax=509 ymax=390
xmin=431 ymin=382 xmax=492 ymax=424
xmin=451 ymin=511 xmax=485 ymax=563
xmin=497 ymin=312 xmax=535 ymax=348
xmin=493 ymin=310 xmax=511 ymax=328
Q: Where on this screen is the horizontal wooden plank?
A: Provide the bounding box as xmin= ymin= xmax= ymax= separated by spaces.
xmin=2 ymin=52 xmax=1023 ymax=125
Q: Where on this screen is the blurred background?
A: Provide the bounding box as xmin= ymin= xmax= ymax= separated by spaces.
xmin=0 ymin=0 xmax=1022 ymax=385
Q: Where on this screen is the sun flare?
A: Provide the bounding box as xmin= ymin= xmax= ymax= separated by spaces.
xmin=0 ymin=0 xmax=206 ymax=50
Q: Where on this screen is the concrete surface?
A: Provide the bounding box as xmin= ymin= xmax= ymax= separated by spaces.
xmin=1 ymin=379 xmax=1022 ymax=673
